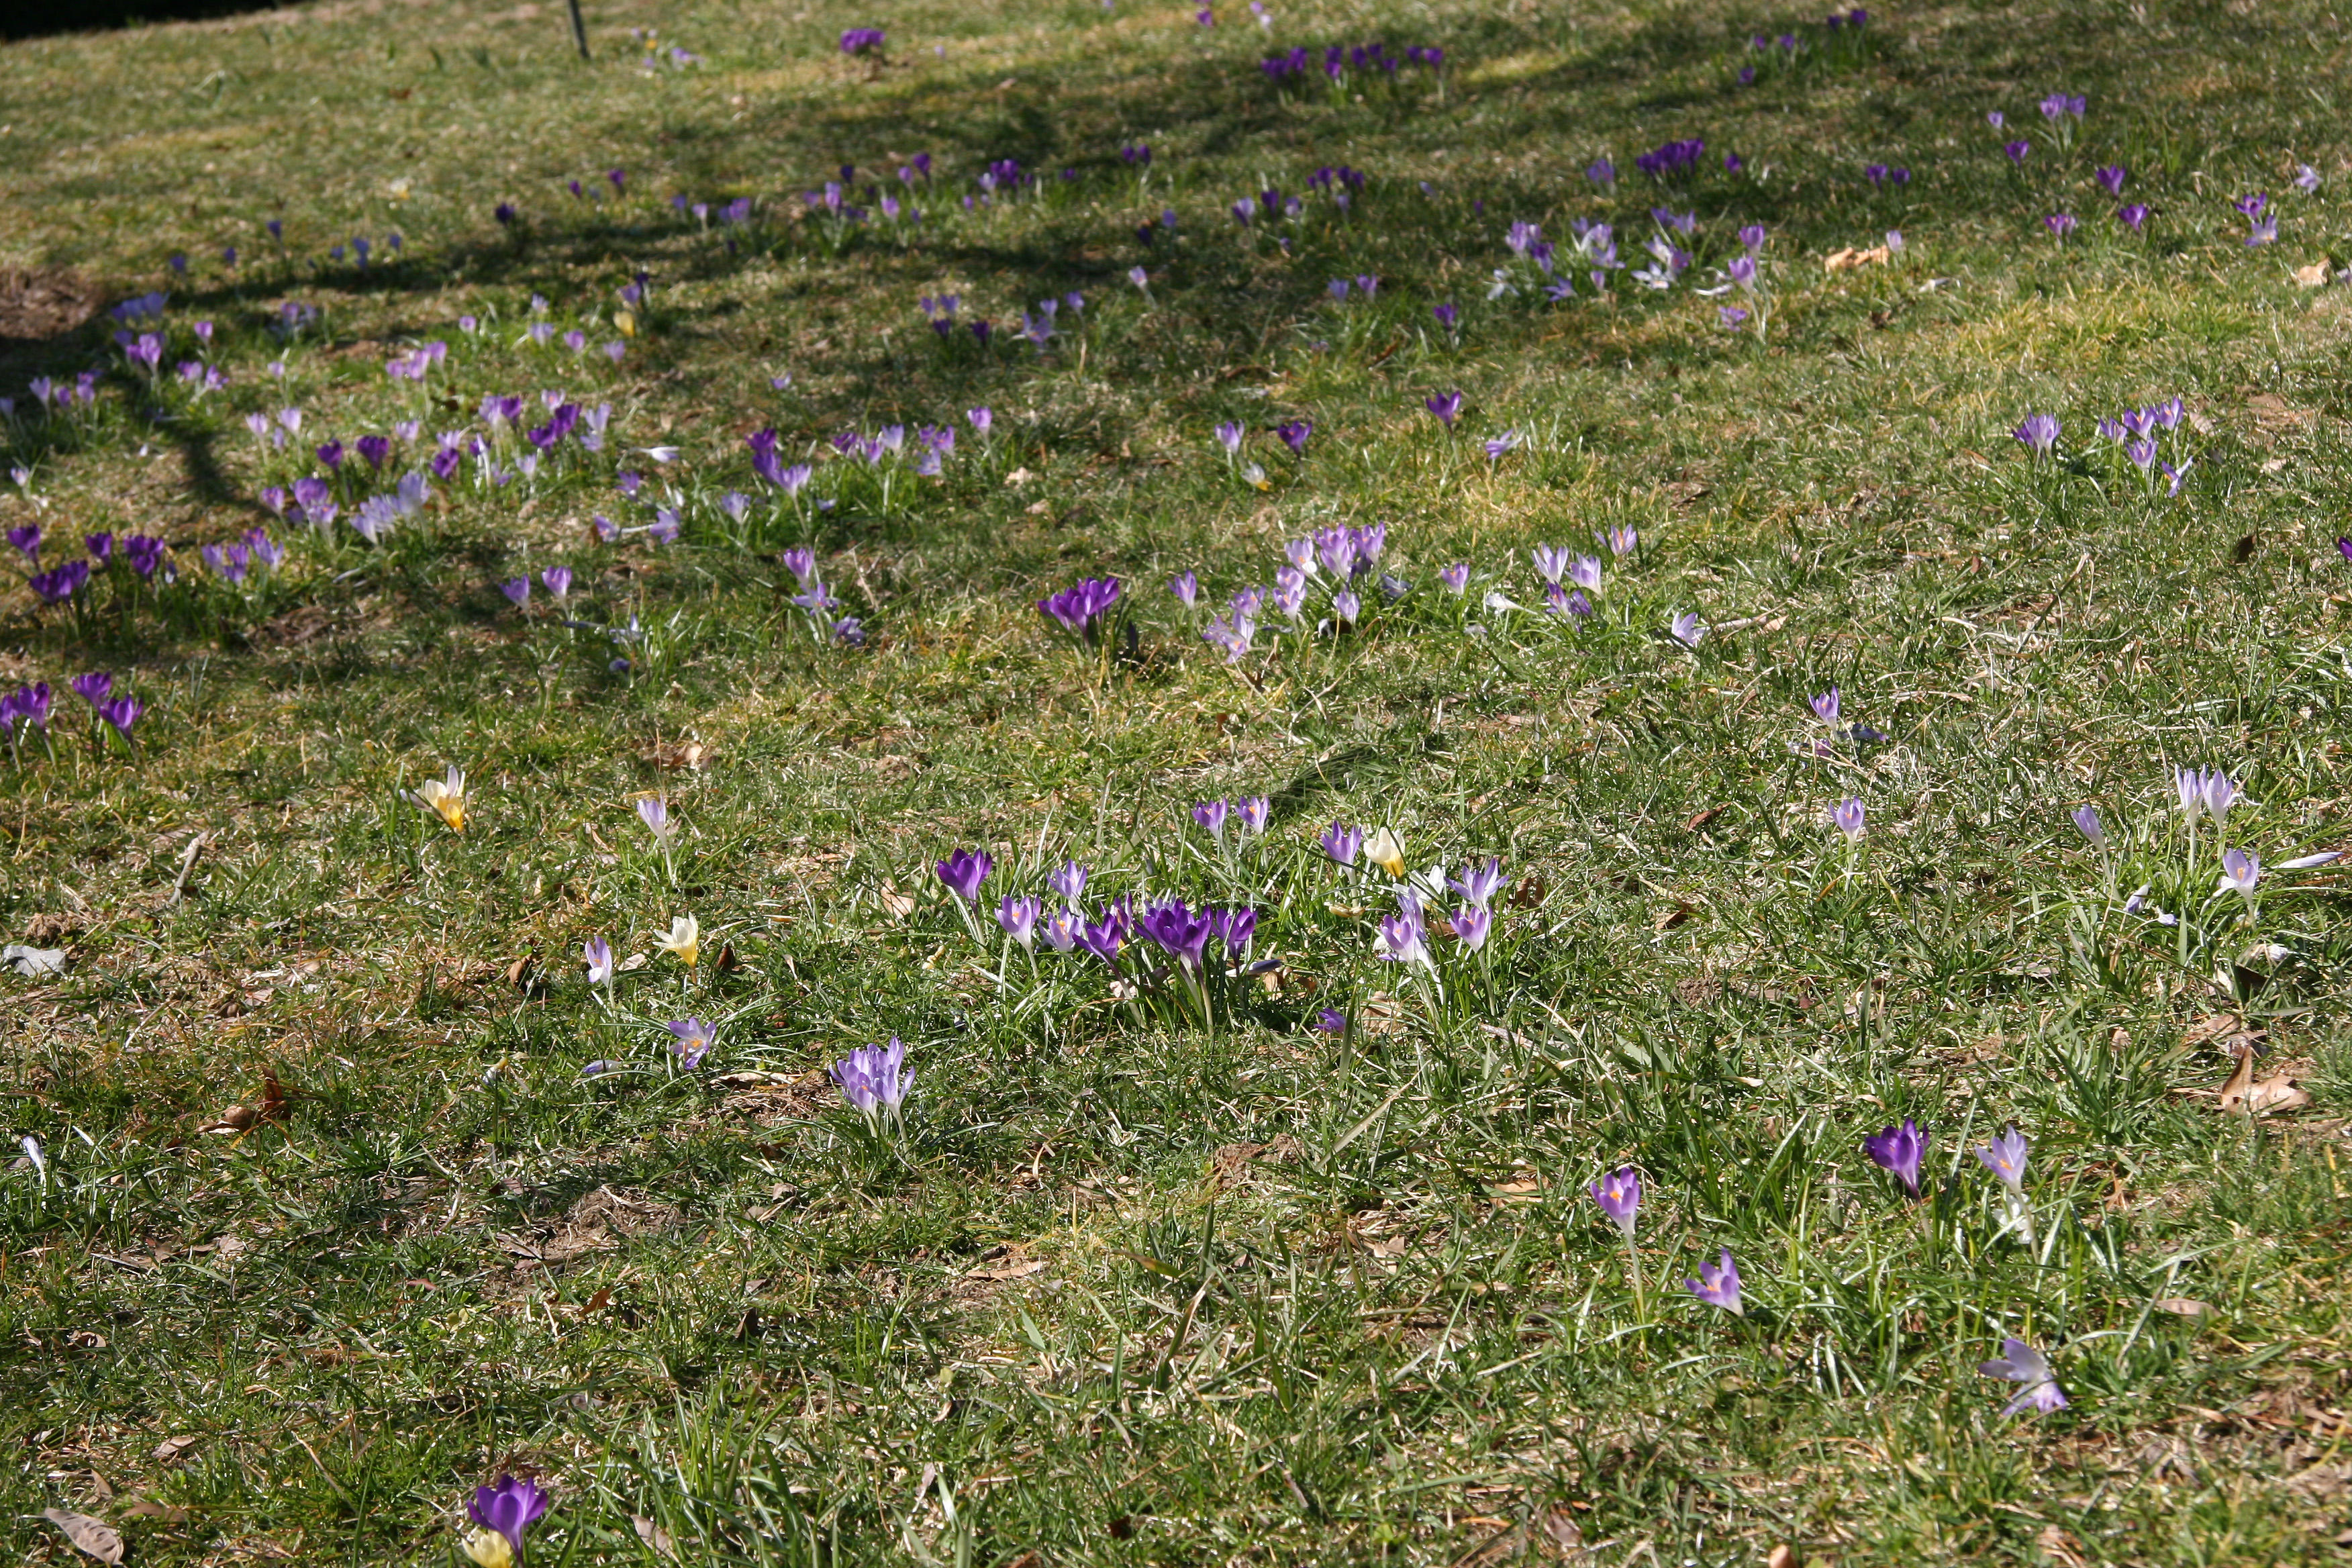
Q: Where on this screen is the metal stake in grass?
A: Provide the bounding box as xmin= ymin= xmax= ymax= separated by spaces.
xmin=565 ymin=0 xmax=590 ymax=60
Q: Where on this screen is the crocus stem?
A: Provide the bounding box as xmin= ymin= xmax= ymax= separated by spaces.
xmin=1622 ymin=1230 xmax=1646 ymax=1322
xmin=952 ymin=893 xmax=987 ymax=949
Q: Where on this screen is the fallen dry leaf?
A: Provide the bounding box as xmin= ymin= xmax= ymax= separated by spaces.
xmin=2036 ymin=1523 xmax=2087 ymax=1568
xmin=42 ymin=1508 xmax=124 ymax=1565
xmin=2182 ymin=1013 xmax=2250 ymax=1048
xmin=876 ymin=881 xmax=916 ymax=920
xmin=1683 ymin=805 xmax=1724 ymax=831
xmin=2292 ymin=262 xmax=2331 ymax=287
xmin=1765 ymin=1547 xmax=1798 ymax=1568
xmin=1824 ymin=244 xmax=1891 ymax=273
xmin=2216 ymin=1045 xmax=2311 ymax=1115
xmin=503 ymin=953 xmax=536 ymax=989
xmin=152 ymin=1434 xmax=201 ymax=1463
xmin=965 ymin=1251 xmax=1048 ymax=1282
xmin=644 ymin=740 xmax=712 ymax=771
xmin=121 ymin=1498 xmax=189 ymax=1523
xmin=1653 ymin=901 xmax=1694 ymax=932
xmin=2152 ymin=1297 xmax=2210 ymax=1318
xmin=201 ymin=1071 xmax=293 ymax=1135
xmin=632 ymin=1515 xmax=679 ymax=1560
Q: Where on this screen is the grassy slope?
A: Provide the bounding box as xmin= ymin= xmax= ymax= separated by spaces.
xmin=2 ymin=0 xmax=2352 ymax=1562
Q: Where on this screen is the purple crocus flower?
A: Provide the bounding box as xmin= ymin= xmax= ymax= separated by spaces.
xmin=2013 ymin=413 xmax=2059 ymax=452
xmin=832 ymin=1036 xmax=911 ymax=1120
xmin=1139 ymin=897 xmax=1217 ymax=971
xmin=1048 ymin=861 xmax=1089 ymax=903
xmin=1483 ymin=433 xmax=1520 ymax=460
xmin=468 ymin=1477 xmax=549 ymax=1563
xmin=1975 ymin=1126 xmax=2029 ymax=1192
xmin=936 ymin=848 xmax=993 ymax=902
xmin=1431 ymin=301 xmax=1459 ymax=332
xmin=70 ymin=671 xmax=113 ymax=708
xmin=1314 ymin=1008 xmax=1347 ymax=1034
xmin=1320 ymin=822 xmax=1364 ymax=865
xmin=1834 ymin=797 xmax=1866 ymax=841
xmin=1684 ymin=1249 xmax=1742 ymax=1315
xmin=2220 ymin=848 xmax=2261 ymax=897
xmin=2004 ymin=140 xmax=2030 ymax=164
xmin=1192 ymin=797 xmax=1230 ymax=838
xmin=1042 ymin=909 xmax=1082 ymax=952
xmin=2095 ymin=165 xmax=2127 ymax=196
xmin=1589 ymin=1166 xmax=1640 ymax=1239
xmin=499 ymin=578 xmax=530 ymax=608
xmin=1424 ymin=390 xmax=1463 ymax=427
xmin=1276 ymin=420 xmax=1312 ymax=454
xmin=1810 ymin=687 xmax=1841 ymax=724
xmin=1451 ymin=904 xmax=1491 ymax=951
xmin=1449 ymin=857 xmax=1507 ymax=907
xmin=2117 ymin=203 xmax=2149 ymax=231
xmin=998 ymin=894 xmax=1042 ymax=948
xmin=1037 ymin=576 xmax=1122 ymax=640
xmin=1169 ymin=570 xmax=1199 ymax=608
xmin=1585 ymin=157 xmax=1616 ymax=186
xmin=665 ymin=1018 xmax=717 ymax=1069
xmin=1863 ymin=1118 xmax=1926 ymax=1197
xmin=6 ymin=524 xmax=40 ymax=563
xmin=1440 ymin=563 xmax=1470 ymax=594
xmin=1238 ymin=795 xmax=1270 ymax=836
xmin=1375 ymin=890 xmax=1430 ymax=967
xmin=2045 ymin=212 xmax=2077 ymax=239
xmin=1979 ymin=1338 xmax=2067 ymax=1417
xmin=97 ymin=695 xmax=142 ymax=741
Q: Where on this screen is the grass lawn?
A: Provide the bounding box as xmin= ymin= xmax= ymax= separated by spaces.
xmin=3 ymin=0 xmax=2352 ymax=1561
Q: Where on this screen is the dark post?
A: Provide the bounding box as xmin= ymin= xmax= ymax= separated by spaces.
xmin=566 ymin=0 xmax=589 ymax=58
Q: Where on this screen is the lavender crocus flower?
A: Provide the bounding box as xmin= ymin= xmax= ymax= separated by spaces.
xmin=999 ymin=894 xmax=1042 ymax=948
xmin=1449 ymin=858 xmax=1507 ymax=907
xmin=1320 ymin=822 xmax=1363 ymax=866
xmin=1169 ymin=570 xmax=1199 ymax=608
xmin=583 ymin=936 xmax=614 ymax=985
xmin=1483 ymin=432 xmax=1520 ymax=460
xmin=2219 ymin=848 xmax=2261 ymax=897
xmin=2203 ymin=772 xmax=2237 ymax=826
xmin=2045 ymin=212 xmax=2077 ymax=240
xmin=1864 ymin=1118 xmax=1926 ymax=1197
xmin=1048 ymin=861 xmax=1089 ymax=903
xmin=665 ymin=1018 xmax=717 ymax=1069
xmin=2095 ymin=165 xmax=2127 ymax=196
xmin=1425 ymin=391 xmax=1463 ymax=427
xmin=2071 ymin=805 xmax=2105 ymax=846
xmin=1375 ymin=890 xmax=1431 ymax=967
xmin=1451 ymin=905 xmax=1491 ymax=951
xmin=499 ymin=578 xmax=530 ymax=609
xmin=1276 ymin=420 xmax=1312 ymax=454
xmin=1238 ymin=796 xmax=1271 ymax=836
xmin=1834 ymin=798 xmax=1866 ymax=841
xmin=467 ymin=1477 xmax=550 ymax=1565
xmin=1589 ymin=1166 xmax=1640 ymax=1239
xmin=1684 ymin=1249 xmax=1742 ymax=1314
xmin=2014 ymin=413 xmax=2059 ymax=452
xmin=1810 ymin=688 xmax=1840 ymax=724
xmin=2117 ymin=203 xmax=2149 ymax=231
xmin=1214 ymin=421 xmax=1244 ymax=456
xmin=936 ymin=848 xmax=993 ymax=902
xmin=1042 ymin=909 xmax=1082 ymax=952
xmin=832 ymin=1036 xmax=912 ymax=1121
xmin=1193 ymin=798 xmax=1230 ymax=840
xmin=1975 ymin=1126 xmax=2029 ymax=1192
xmin=1440 ymin=563 xmax=1471 ymax=594
xmin=1979 ymin=1338 xmax=2068 ymax=1417
xmin=1670 ymin=611 xmax=1706 ymax=647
